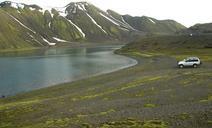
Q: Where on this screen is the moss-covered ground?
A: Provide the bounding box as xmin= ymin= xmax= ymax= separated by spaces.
xmin=0 ymin=44 xmax=212 ymax=128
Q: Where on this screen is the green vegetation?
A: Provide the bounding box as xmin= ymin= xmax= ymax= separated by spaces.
xmin=1 ymin=36 xmax=211 ymax=127
xmin=100 ymin=119 xmax=168 ymax=128
xmin=122 ymin=15 xmax=186 ymax=34
xmin=0 ymin=69 xmax=170 ymax=127
xmin=0 ymin=1 xmax=212 ymax=128
xmin=107 ymin=10 xmax=123 ymax=22
xmin=120 ymin=34 xmax=212 ymax=62
xmin=199 ymin=95 xmax=212 ymax=102
xmin=182 ymin=22 xmax=212 ymax=34
xmin=0 ymin=1 xmax=191 ymax=51
xmin=175 ymin=113 xmax=192 ymax=120
xmin=0 ymin=3 xmax=89 ymax=51
xmin=207 ymin=120 xmax=212 ymax=125
xmin=1 ymin=49 xmax=211 ymax=128
xmin=144 ymin=104 xmax=156 ymax=108
xmin=51 ymin=16 xmax=84 ymax=41
xmin=0 ymin=8 xmax=39 ymax=50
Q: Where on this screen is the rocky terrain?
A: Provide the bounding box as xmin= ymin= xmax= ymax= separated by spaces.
xmin=0 ymin=44 xmax=211 ymax=127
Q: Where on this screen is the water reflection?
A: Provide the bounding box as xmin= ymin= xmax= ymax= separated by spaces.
xmin=0 ymin=46 xmax=137 ymax=96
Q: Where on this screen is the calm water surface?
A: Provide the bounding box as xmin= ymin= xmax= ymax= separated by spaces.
xmin=0 ymin=46 xmax=137 ymax=96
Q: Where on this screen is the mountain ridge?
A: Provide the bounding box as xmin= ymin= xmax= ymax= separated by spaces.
xmin=179 ymin=22 xmax=212 ymax=35
xmin=0 ymin=1 xmax=186 ymax=50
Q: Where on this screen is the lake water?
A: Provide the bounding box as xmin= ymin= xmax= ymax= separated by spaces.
xmin=0 ymin=46 xmax=137 ymax=96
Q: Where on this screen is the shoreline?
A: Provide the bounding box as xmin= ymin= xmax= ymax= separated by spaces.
xmin=0 ymin=45 xmax=211 ymax=128
xmin=0 ymin=41 xmax=127 ymax=53
xmin=0 ymin=43 xmax=138 ymax=97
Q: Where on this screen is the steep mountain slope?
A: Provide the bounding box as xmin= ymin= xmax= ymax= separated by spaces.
xmin=0 ymin=8 xmax=40 ymax=49
xmin=0 ymin=1 xmax=187 ymax=50
xmin=61 ymin=2 xmax=139 ymax=41
xmin=0 ymin=1 xmax=85 ymax=50
xmin=122 ymin=15 xmax=186 ymax=34
xmin=0 ymin=1 xmax=142 ymax=50
xmin=107 ymin=10 xmax=137 ymax=31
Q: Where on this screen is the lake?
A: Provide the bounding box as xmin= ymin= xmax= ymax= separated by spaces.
xmin=0 ymin=46 xmax=137 ymax=96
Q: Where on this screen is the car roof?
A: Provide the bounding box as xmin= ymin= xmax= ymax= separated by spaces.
xmin=186 ymin=57 xmax=199 ymax=59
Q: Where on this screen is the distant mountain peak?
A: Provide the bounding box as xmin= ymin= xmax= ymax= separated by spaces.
xmin=66 ymin=2 xmax=90 ymax=14
xmin=0 ymin=1 xmax=25 ymax=9
xmin=67 ymin=1 xmax=90 ymax=6
xmin=0 ymin=0 xmax=187 ymax=50
xmin=0 ymin=1 xmax=42 ymax=10
xmin=53 ymin=2 xmax=90 ymax=17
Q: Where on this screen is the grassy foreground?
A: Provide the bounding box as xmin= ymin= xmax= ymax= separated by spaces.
xmin=0 ymin=44 xmax=212 ymax=128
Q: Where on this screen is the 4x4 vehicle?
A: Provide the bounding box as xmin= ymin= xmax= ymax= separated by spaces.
xmin=178 ymin=57 xmax=201 ymax=68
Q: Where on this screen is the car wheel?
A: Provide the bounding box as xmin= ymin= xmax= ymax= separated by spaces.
xmin=179 ymin=65 xmax=184 ymax=68
xmin=193 ymin=64 xmax=197 ymax=68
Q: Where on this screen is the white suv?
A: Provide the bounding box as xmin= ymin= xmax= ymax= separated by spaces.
xmin=178 ymin=57 xmax=201 ymax=68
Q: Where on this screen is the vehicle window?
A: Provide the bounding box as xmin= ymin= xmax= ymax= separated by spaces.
xmin=185 ymin=58 xmax=199 ymax=62
xmin=190 ymin=59 xmax=198 ymax=62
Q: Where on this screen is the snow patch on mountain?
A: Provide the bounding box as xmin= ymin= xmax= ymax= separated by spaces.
xmin=29 ymin=7 xmax=36 ymax=11
xmin=27 ymin=33 xmax=44 ymax=46
xmin=120 ymin=27 xmax=129 ymax=31
xmin=149 ymin=18 xmax=156 ymax=24
xmin=50 ymin=12 xmax=54 ymax=18
xmin=48 ymin=22 xmax=51 ymax=28
xmin=121 ymin=17 xmax=126 ymax=23
xmin=121 ymin=17 xmax=131 ymax=26
xmin=121 ymin=16 xmax=137 ymax=30
xmin=107 ymin=14 xmax=134 ymax=30
xmin=86 ymin=13 xmax=107 ymax=34
xmin=67 ymin=19 xmax=86 ymax=38
xmin=53 ymin=37 xmax=68 ymax=42
xmin=63 ymin=2 xmax=89 ymax=15
xmin=79 ymin=3 xmax=86 ymax=11
xmin=42 ymin=37 xmax=56 ymax=46
xmin=7 ymin=13 xmax=36 ymax=34
xmin=39 ymin=7 xmax=54 ymax=17
xmin=10 ymin=2 xmax=24 ymax=9
xmin=72 ymin=6 xmax=77 ymax=14
xmin=100 ymin=13 xmax=120 ymax=26
xmin=55 ymin=7 xmax=67 ymax=17
xmin=77 ymin=4 xmax=86 ymax=11
xmin=66 ymin=4 xmax=77 ymax=14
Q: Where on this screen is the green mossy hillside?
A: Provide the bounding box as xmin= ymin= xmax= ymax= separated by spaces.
xmin=122 ymin=15 xmax=186 ymax=34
